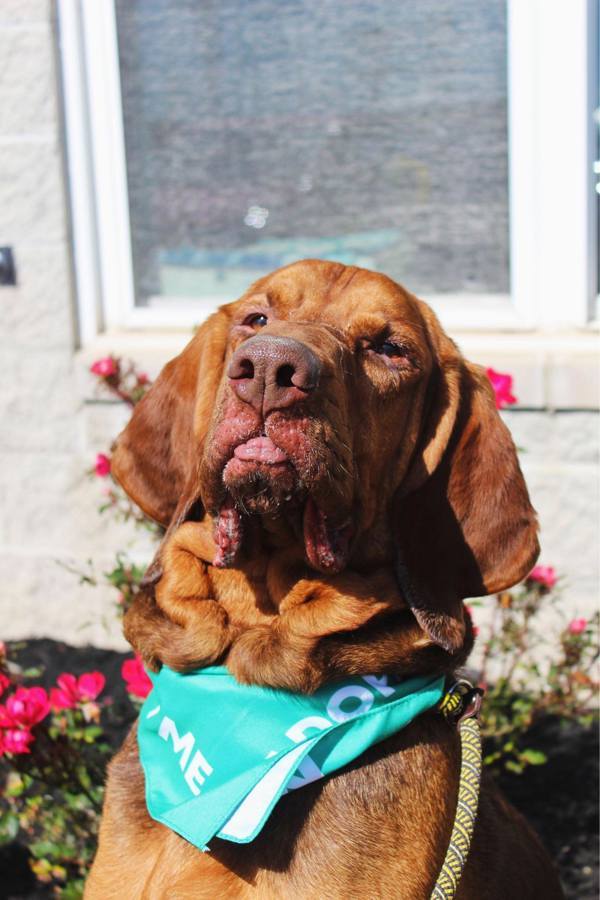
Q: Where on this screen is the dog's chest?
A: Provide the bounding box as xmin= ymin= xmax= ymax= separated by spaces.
xmin=207 ymin=552 xmax=307 ymax=628
xmin=209 ymin=564 xmax=277 ymax=627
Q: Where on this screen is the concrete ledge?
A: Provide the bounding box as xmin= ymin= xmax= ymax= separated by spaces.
xmin=77 ymin=329 xmax=600 ymax=410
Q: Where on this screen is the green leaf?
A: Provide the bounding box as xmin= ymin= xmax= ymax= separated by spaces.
xmin=483 ymin=751 xmax=501 ymax=766
xmin=31 ymin=840 xmax=58 ymax=858
xmin=59 ymin=877 xmax=85 ymax=899
xmin=520 ymin=748 xmax=547 ymax=766
xmin=21 ymin=665 xmax=44 ymax=678
xmin=0 ymin=813 xmax=19 ymax=843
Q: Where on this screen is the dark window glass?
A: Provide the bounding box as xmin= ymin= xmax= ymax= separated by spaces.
xmin=115 ymin=0 xmax=509 ymax=306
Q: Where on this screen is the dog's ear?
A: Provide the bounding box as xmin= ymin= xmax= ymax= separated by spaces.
xmin=395 ymin=304 xmax=539 ymax=652
xmin=111 ymin=310 xmax=230 ymax=528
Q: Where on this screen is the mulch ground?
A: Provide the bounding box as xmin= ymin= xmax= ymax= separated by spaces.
xmin=0 ymin=639 xmax=597 ymax=899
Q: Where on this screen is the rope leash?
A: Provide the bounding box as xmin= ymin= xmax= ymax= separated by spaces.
xmin=430 ymin=682 xmax=484 ymax=900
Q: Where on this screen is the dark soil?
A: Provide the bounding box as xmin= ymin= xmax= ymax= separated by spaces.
xmin=0 ymin=639 xmax=597 ymax=899
xmin=497 ymin=717 xmax=599 ymax=900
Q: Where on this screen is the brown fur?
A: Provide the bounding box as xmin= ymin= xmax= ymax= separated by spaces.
xmin=86 ymin=261 xmax=562 ymax=898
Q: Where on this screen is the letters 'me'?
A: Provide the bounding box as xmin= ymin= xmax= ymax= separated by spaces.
xmin=158 ymin=716 xmax=213 ymax=796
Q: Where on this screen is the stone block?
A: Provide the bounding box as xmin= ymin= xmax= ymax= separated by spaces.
xmin=0 ymin=550 xmax=129 ymax=650
xmin=547 ymin=354 xmax=600 ymax=410
xmin=0 ymin=1 xmax=50 ymax=24
xmin=0 ymin=139 xmax=66 ymax=247
xmin=83 ymin=401 xmax=135 ymax=452
xmin=0 ymin=244 xmax=74 ymax=349
xmin=466 ymin=350 xmax=546 ymax=408
xmin=520 ymin=460 xmax=599 ymax=612
xmin=0 ymin=22 xmax=57 ymax=134
xmin=503 ymin=410 xmax=600 ymax=465
xmin=0 ymin=349 xmax=80 ymax=453
xmin=0 ymin=449 xmax=159 ymax=556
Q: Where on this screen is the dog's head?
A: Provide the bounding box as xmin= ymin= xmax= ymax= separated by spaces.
xmin=112 ymin=260 xmax=538 ymax=652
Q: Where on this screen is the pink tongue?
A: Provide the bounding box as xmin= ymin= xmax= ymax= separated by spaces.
xmin=213 ymin=500 xmax=244 ymax=568
xmin=303 ymin=498 xmax=352 ymax=574
xmin=233 ymin=436 xmax=288 ymax=465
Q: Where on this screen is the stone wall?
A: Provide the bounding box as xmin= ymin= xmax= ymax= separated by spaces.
xmin=0 ymin=1 xmax=139 ymax=649
xmin=0 ymin=3 xmax=597 ymax=653
xmin=503 ymin=410 xmax=599 ymax=617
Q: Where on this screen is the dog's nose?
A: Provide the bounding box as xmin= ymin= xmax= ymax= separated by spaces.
xmin=228 ymin=334 xmax=321 ymax=416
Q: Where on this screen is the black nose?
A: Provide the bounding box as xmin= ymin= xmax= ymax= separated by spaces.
xmin=228 ymin=334 xmax=321 ymax=416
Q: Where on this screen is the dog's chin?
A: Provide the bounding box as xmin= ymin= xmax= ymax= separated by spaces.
xmin=222 ymin=457 xmax=302 ymax=515
xmin=213 ymin=458 xmax=352 ymax=574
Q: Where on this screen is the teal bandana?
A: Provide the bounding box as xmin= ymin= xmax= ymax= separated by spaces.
xmin=138 ymin=666 xmax=445 ymax=851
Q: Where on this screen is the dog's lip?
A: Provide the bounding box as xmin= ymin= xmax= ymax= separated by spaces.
xmin=303 ymin=497 xmax=353 ymax=573
xmin=212 ymin=494 xmax=353 ymax=572
xmin=232 ymin=436 xmax=289 ymax=465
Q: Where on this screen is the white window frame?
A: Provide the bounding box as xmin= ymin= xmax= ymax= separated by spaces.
xmin=58 ymin=0 xmax=598 ymax=344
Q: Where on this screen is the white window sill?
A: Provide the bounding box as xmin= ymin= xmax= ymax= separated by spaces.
xmin=76 ymin=328 xmax=600 ymax=410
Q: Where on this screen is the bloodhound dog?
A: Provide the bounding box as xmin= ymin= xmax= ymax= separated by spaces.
xmin=86 ymin=260 xmax=563 ymax=899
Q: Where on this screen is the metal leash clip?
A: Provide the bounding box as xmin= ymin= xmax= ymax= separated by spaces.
xmin=439 ymin=679 xmax=484 ymax=725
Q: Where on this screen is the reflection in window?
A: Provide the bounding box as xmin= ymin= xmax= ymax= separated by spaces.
xmin=115 ymin=0 xmax=509 ymax=305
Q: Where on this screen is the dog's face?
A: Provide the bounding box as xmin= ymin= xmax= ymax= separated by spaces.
xmin=199 ymin=261 xmax=438 ymax=573
xmin=112 ymin=260 xmax=539 ymax=652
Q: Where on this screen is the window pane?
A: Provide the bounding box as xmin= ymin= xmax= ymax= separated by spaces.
xmin=115 ymin=0 xmax=509 ymax=306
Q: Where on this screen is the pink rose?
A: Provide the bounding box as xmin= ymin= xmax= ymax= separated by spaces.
xmin=5 ymin=686 xmax=50 ymax=727
xmin=568 ymin=617 xmax=588 ymax=635
xmin=121 ymin=655 xmax=152 ymax=699
xmin=94 ymin=453 xmax=111 ymax=478
xmin=2 ymin=727 xmax=34 ymax=755
xmin=0 ymin=672 xmax=10 ymax=697
xmin=90 ymin=356 xmax=118 ymax=377
xmin=486 ymin=368 xmax=517 ymax=409
xmin=137 ymin=372 xmax=149 ymax=385
xmin=0 ymin=704 xmax=14 ymax=727
xmin=77 ymin=672 xmax=106 ymax=700
xmin=50 ymin=671 xmax=106 ymax=710
xmin=51 ymin=673 xmax=80 ymax=709
xmin=527 ymin=565 xmax=557 ymax=589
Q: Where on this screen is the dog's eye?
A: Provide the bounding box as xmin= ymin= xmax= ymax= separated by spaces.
xmin=244 ymin=313 xmax=268 ymax=328
xmin=373 ymin=341 xmax=409 ymax=360
xmin=376 ymin=341 xmax=407 ymax=359
xmin=357 ymin=335 xmax=417 ymax=372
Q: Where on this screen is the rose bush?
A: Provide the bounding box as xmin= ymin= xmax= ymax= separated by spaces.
xmin=89 ymin=356 xmax=150 ymax=407
xmin=470 ymin=568 xmax=598 ymax=774
xmin=0 ymin=644 xmax=146 ymax=897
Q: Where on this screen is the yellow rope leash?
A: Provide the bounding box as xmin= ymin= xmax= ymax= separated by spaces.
xmin=431 ymin=682 xmax=484 ymax=900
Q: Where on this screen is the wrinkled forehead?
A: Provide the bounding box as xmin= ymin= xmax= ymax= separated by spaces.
xmin=237 ymin=260 xmax=426 ymax=338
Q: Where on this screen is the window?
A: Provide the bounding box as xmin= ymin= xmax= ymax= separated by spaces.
xmin=116 ymin=0 xmax=510 ymax=310
xmin=59 ymin=0 xmax=597 ymax=338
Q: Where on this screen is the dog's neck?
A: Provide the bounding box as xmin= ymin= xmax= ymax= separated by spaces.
xmin=246 ymin=511 xmax=301 ymax=554
xmin=200 ymin=505 xmax=397 ymax=574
